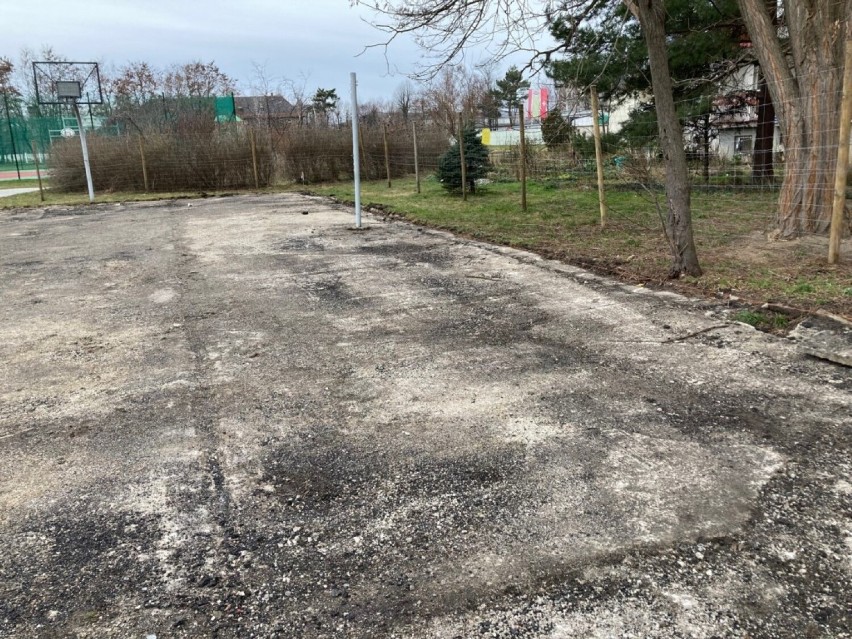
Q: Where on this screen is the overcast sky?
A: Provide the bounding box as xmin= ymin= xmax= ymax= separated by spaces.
xmin=0 ymin=0 xmax=531 ymax=102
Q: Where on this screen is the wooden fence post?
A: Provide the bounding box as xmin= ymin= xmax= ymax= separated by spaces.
xmin=383 ymin=123 xmax=392 ymax=188
xmin=458 ymin=113 xmax=467 ymax=201
xmin=590 ymin=85 xmax=608 ymax=228
xmin=519 ymin=102 xmax=528 ymax=212
xmin=31 ymin=141 xmax=45 ymax=202
xmin=413 ymin=120 xmax=421 ymax=194
xmin=250 ymin=128 xmax=260 ymax=190
xmin=138 ymin=136 xmax=149 ymax=192
xmin=829 ymin=39 xmax=852 ymax=264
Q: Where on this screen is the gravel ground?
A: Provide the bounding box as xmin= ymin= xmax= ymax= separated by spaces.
xmin=0 ymin=193 xmax=849 ymax=638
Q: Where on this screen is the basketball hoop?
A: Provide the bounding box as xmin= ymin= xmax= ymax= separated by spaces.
xmin=34 ymin=62 xmax=102 ymax=202
xmin=32 ymin=62 xmax=103 ymax=106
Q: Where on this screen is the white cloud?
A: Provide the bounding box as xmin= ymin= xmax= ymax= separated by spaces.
xmin=1 ymin=0 xmax=425 ymax=99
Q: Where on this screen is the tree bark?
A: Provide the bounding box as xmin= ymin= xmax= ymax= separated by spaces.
xmin=752 ymin=73 xmax=776 ymax=184
xmin=703 ymin=113 xmax=711 ymax=185
xmin=737 ymin=0 xmax=851 ymax=236
xmin=626 ymin=0 xmax=702 ymax=276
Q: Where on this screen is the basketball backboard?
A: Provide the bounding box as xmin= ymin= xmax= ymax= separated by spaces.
xmin=33 ymin=61 xmax=103 ymax=105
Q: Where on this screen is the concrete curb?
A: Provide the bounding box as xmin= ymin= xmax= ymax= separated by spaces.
xmin=361 ymin=203 xmax=852 ymax=367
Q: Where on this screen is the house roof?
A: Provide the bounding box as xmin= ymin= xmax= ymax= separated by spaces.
xmin=234 ymin=95 xmax=298 ymax=118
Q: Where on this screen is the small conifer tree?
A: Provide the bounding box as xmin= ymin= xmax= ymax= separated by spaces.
xmin=436 ymin=125 xmax=490 ymax=194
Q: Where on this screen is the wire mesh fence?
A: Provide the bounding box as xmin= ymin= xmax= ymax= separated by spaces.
xmin=39 ymin=120 xmax=451 ymax=192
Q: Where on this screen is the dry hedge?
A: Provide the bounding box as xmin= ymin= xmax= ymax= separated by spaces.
xmin=50 ymin=121 xmax=450 ymax=192
xmin=274 ymin=125 xmax=450 ymax=183
xmin=51 ymin=123 xmax=274 ymax=193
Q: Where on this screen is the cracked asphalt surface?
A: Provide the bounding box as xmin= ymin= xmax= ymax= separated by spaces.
xmin=0 ymin=193 xmax=850 ymax=638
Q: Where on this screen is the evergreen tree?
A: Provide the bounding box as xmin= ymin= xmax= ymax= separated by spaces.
xmin=493 ymin=67 xmax=530 ymax=128
xmin=437 ymin=125 xmax=490 ymax=194
xmin=311 ymin=88 xmax=339 ymax=126
xmin=540 ymin=109 xmax=574 ymax=149
xmin=547 ymin=0 xmax=742 ymax=105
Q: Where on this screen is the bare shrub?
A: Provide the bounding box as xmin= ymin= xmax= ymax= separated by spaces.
xmin=272 ymin=124 xmax=449 ymax=183
xmin=50 ymin=118 xmax=274 ymax=193
xmin=50 ymin=117 xmax=448 ymax=191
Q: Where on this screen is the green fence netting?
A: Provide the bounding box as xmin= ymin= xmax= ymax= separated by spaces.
xmin=1 ymin=94 xmax=239 ymax=173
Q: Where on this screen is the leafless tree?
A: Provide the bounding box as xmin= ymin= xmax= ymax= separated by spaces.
xmin=109 ymin=61 xmax=161 ymax=106
xmin=0 ymin=58 xmax=17 ymax=95
xmin=163 ymin=60 xmax=235 ymax=98
xmin=355 ymin=0 xmax=702 ymax=276
xmin=394 ymin=81 xmax=414 ymax=122
xmin=249 ymin=60 xmax=277 ymax=97
xmin=16 ymin=46 xmax=68 ymax=104
xmin=352 ymin=0 xmax=589 ymax=80
xmin=422 ymin=65 xmax=491 ymax=135
xmin=281 ymin=72 xmax=311 ymax=127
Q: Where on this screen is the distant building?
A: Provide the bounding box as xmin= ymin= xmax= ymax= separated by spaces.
xmin=235 ymin=95 xmax=301 ymax=127
xmin=711 ymin=65 xmax=781 ymax=159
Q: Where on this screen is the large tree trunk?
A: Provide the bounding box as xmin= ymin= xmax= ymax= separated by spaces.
xmin=703 ymin=113 xmax=711 ymax=185
xmin=752 ymin=74 xmax=776 ymax=184
xmin=738 ymin=0 xmax=851 ymax=237
xmin=626 ymin=0 xmax=702 ymax=276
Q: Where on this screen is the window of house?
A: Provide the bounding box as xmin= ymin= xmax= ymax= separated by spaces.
xmin=734 ymin=135 xmax=754 ymax=154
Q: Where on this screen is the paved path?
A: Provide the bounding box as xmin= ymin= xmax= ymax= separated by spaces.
xmin=0 ymin=187 xmax=38 ymax=198
xmin=0 ymin=194 xmax=849 ymax=638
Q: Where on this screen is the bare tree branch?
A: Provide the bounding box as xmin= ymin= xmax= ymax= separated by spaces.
xmin=352 ymin=0 xmax=607 ymax=80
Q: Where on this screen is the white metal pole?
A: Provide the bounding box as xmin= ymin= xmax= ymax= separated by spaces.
xmin=350 ymin=72 xmax=362 ymax=228
xmin=73 ymin=102 xmax=95 ymax=202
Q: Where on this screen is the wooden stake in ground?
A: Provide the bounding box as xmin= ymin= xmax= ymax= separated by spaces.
xmin=383 ymin=123 xmax=392 ymax=188
xmin=413 ymin=121 xmax=421 ymax=194
xmin=138 ymin=136 xmax=149 ymax=192
xmin=519 ymin=102 xmax=528 ymax=212
xmin=458 ymin=113 xmax=467 ymax=201
xmin=31 ymin=141 xmax=45 ymax=202
xmin=250 ymin=128 xmax=260 ymax=190
xmin=829 ymin=39 xmax=852 ymax=264
xmin=590 ymin=85 xmax=608 ymax=228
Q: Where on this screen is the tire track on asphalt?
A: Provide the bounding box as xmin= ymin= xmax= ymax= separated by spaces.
xmin=153 ymin=208 xmax=247 ymax=626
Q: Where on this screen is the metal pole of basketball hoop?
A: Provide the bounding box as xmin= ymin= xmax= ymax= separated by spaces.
xmin=350 ymin=72 xmax=361 ymax=228
xmin=71 ymin=100 xmax=95 ymax=202
xmin=57 ymin=81 xmax=94 ymax=202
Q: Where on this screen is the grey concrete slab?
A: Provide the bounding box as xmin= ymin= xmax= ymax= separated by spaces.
xmin=790 ymin=315 xmax=852 ymax=367
xmin=0 ymin=194 xmax=849 ymax=638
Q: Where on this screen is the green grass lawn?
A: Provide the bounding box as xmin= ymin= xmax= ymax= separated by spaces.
xmin=0 ymin=179 xmax=42 ymax=189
